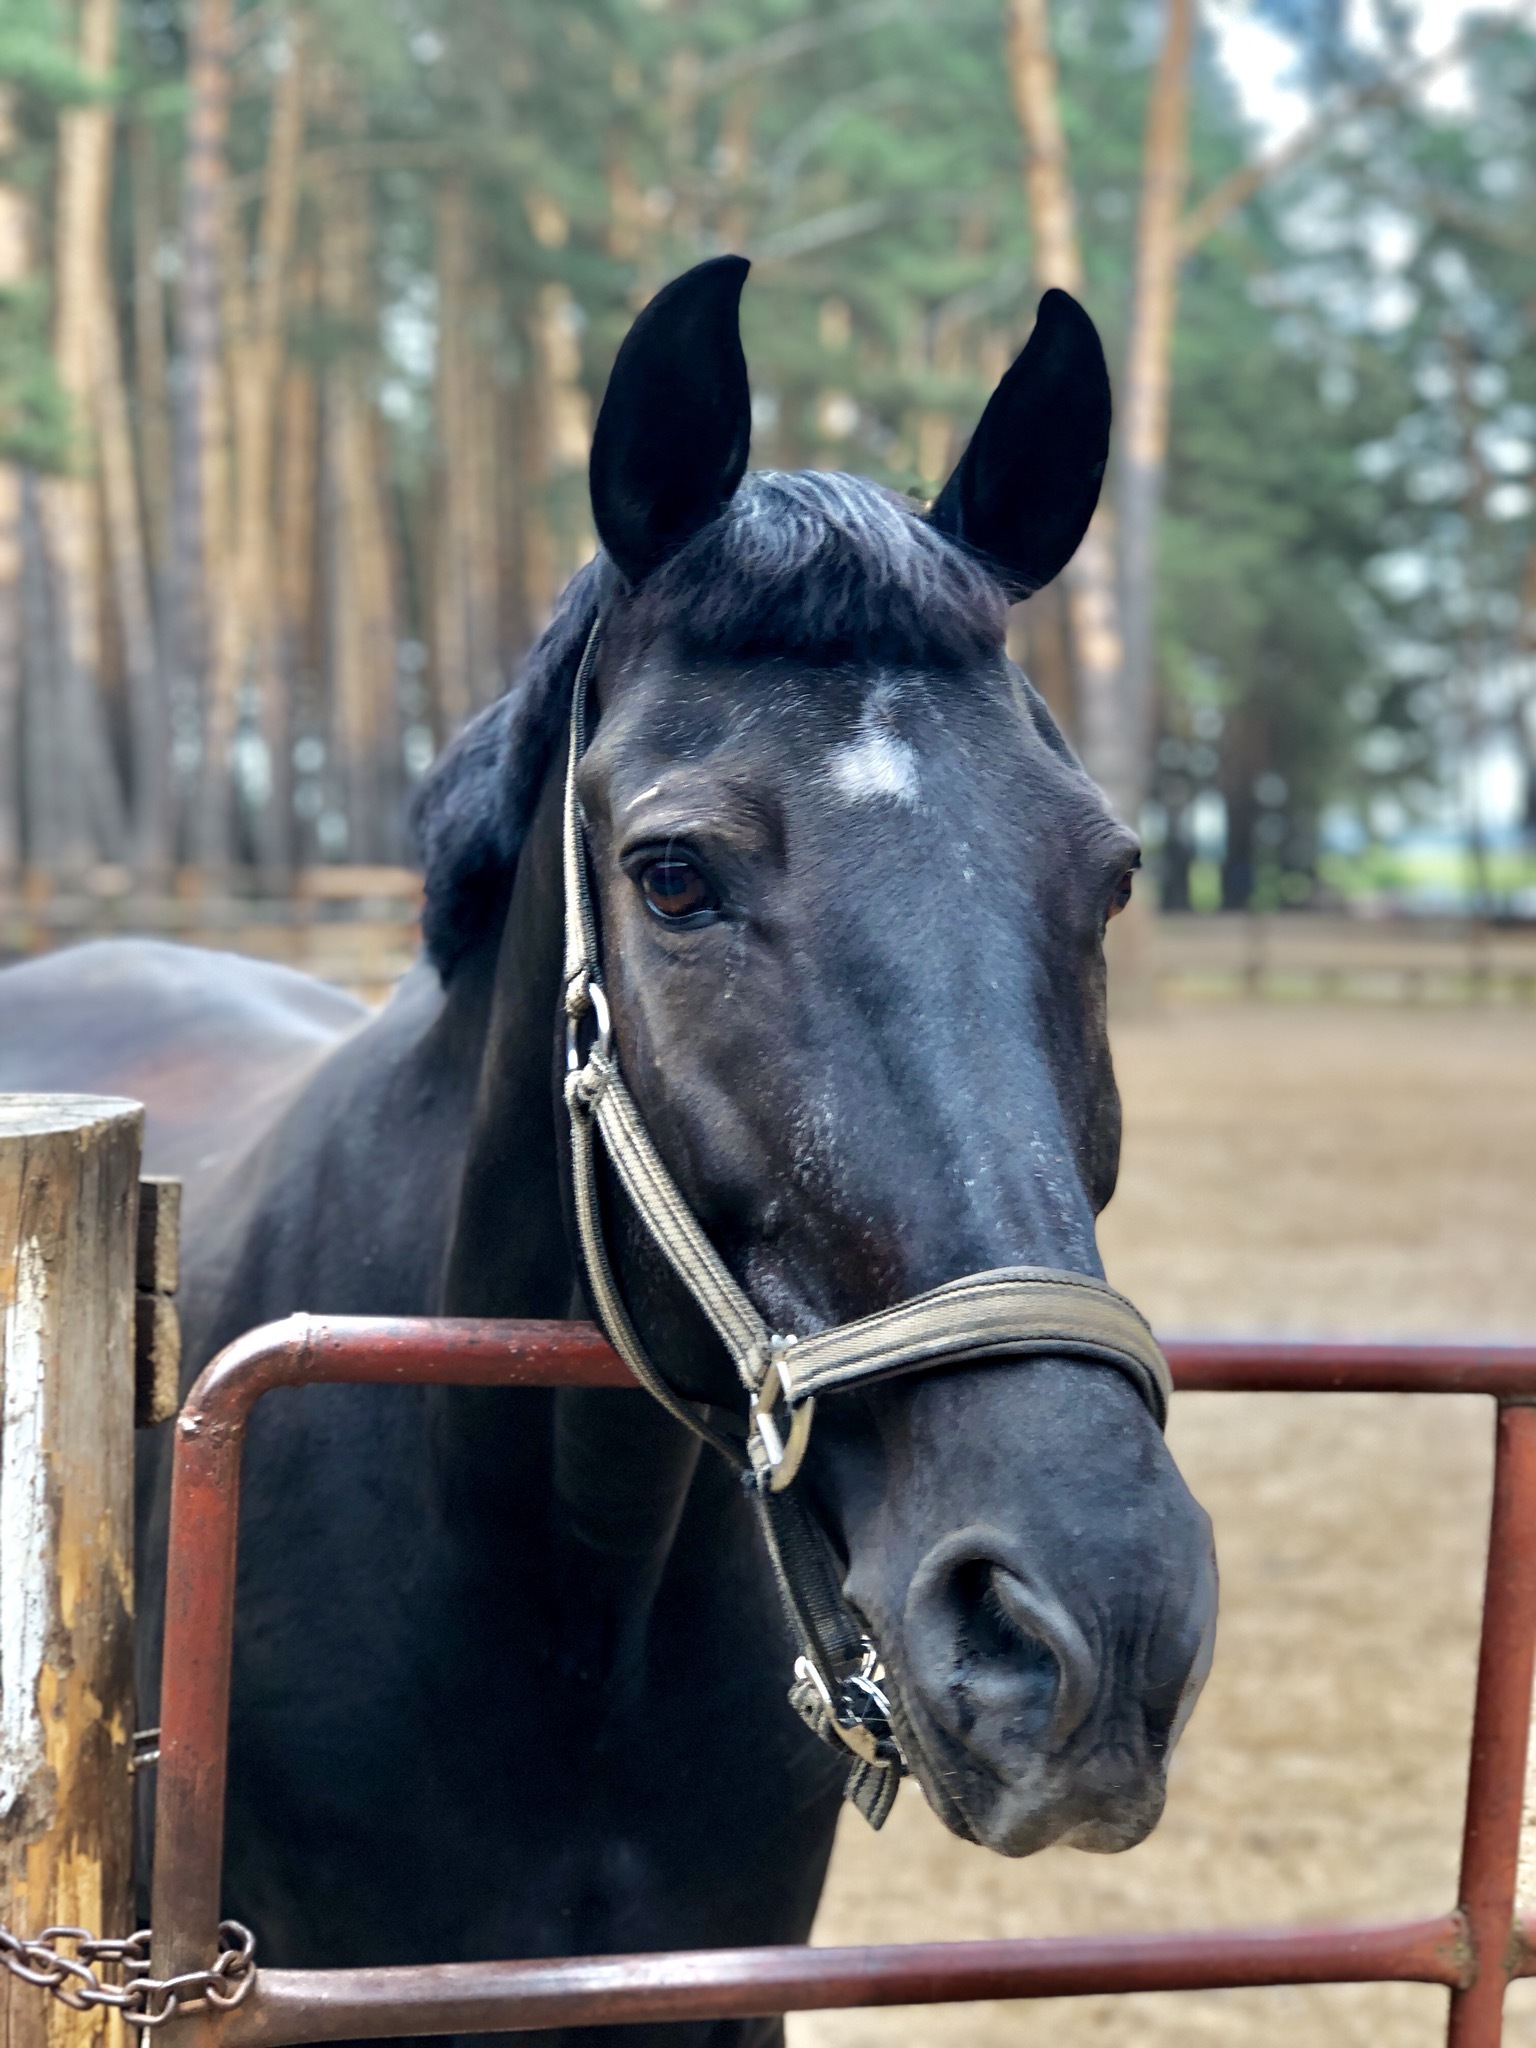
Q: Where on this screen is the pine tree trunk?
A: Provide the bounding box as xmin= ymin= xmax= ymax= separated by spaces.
xmin=1005 ymin=0 xmax=1082 ymax=292
xmin=170 ymin=0 xmax=233 ymax=872
xmin=20 ymin=472 xmax=69 ymax=871
xmin=1118 ymin=0 xmax=1195 ymax=814
xmin=514 ymin=355 xmax=557 ymax=639
xmin=430 ymin=178 xmax=473 ymax=734
xmin=497 ymin=383 xmax=532 ymax=668
xmin=204 ymin=11 xmax=306 ymax=880
xmin=130 ymin=117 xmax=171 ymax=577
xmin=467 ymin=307 xmax=502 ymax=707
xmin=0 ymin=463 xmax=19 ymax=886
xmin=1005 ymin=0 xmax=1133 ymax=822
xmin=37 ymin=0 xmax=128 ymax=872
xmin=533 ymin=283 xmax=593 ymax=584
xmin=434 ymin=185 xmax=523 ymax=730
xmin=0 ymin=87 xmax=27 ymax=883
xmin=515 ymin=285 xmax=592 ymax=642
xmin=320 ymin=163 xmax=398 ymax=861
xmin=97 ymin=302 xmax=168 ymax=878
xmin=276 ymin=347 xmax=318 ymax=680
xmin=274 ymin=239 xmax=320 ymax=793
xmin=1012 ymin=578 xmax=1076 ymax=737
xmin=665 ymin=45 xmax=703 ymax=261
xmin=713 ymin=89 xmax=755 ymax=251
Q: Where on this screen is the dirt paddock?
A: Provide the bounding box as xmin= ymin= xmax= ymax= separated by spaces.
xmin=798 ymin=1001 xmax=1536 ymax=2048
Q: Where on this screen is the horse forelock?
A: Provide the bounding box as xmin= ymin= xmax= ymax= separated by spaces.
xmin=612 ymin=471 xmax=1008 ymax=670
xmin=412 ymin=471 xmax=1012 ymax=980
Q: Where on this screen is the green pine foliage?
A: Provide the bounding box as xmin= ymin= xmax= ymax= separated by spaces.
xmin=0 ymin=0 xmax=91 ymax=469
xmin=9 ymin=0 xmax=1530 ymax=895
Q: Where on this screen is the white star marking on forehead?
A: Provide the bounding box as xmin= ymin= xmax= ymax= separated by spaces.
xmin=828 ymin=688 xmax=921 ymax=807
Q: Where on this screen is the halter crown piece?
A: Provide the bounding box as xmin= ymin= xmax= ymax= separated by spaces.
xmin=560 ymin=622 xmax=1173 ymax=1827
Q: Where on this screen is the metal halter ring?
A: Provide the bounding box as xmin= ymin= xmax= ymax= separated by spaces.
xmin=748 ymin=1336 xmax=815 ymax=1492
xmin=565 ymin=973 xmax=612 ymax=1076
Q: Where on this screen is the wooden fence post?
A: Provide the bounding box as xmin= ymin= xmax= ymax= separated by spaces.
xmin=0 ymin=1096 xmax=143 ymax=2048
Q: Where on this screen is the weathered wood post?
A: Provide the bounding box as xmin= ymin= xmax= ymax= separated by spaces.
xmin=0 ymin=1096 xmax=143 ymax=2048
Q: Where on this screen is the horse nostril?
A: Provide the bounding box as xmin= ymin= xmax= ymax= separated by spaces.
xmin=905 ymin=1531 xmax=1099 ymax=1754
xmin=952 ymin=1560 xmax=1062 ymax=1725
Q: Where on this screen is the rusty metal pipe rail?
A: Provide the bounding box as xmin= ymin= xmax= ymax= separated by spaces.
xmin=151 ymin=1321 xmax=1536 ymax=2045
xmin=225 ymin=1919 xmax=1469 ymax=2045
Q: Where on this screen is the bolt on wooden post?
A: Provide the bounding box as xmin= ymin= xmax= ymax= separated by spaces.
xmin=1 ymin=1097 xmax=143 ymax=2048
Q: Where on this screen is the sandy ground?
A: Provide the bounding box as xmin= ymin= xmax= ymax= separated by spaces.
xmin=797 ymin=1001 xmax=1536 ymax=2048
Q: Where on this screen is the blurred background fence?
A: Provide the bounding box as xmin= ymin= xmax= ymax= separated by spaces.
xmin=1 ymin=0 xmax=1534 ymax=969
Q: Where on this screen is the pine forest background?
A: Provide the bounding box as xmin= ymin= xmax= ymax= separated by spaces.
xmin=1 ymin=0 xmax=1534 ymax=920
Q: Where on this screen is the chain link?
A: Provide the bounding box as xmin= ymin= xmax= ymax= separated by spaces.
xmin=0 ymin=1920 xmax=255 ymax=2029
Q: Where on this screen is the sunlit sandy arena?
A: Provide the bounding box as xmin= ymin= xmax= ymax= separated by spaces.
xmin=798 ymin=999 xmax=1536 ymax=2048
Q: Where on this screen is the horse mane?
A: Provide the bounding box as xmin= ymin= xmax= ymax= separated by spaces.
xmin=411 ymin=557 xmax=604 ymax=981
xmin=411 ymin=472 xmax=1009 ymax=981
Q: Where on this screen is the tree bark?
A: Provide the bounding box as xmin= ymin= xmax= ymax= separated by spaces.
xmin=1005 ymin=0 xmax=1083 ymax=294
xmin=513 ymin=354 xmax=557 ymax=639
xmin=1005 ymin=0 xmax=1133 ymax=821
xmin=201 ymin=12 xmax=307 ymax=878
xmin=0 ymin=463 xmax=19 ymax=887
xmin=430 ymin=178 xmax=474 ymax=734
xmin=1011 ymin=578 xmax=1076 ymax=737
xmin=276 ymin=349 xmax=318 ymax=685
xmin=0 ymin=86 xmax=27 ymax=884
xmin=170 ymin=0 xmax=234 ymax=870
xmin=37 ymin=0 xmax=128 ymax=872
xmin=1118 ymin=0 xmax=1195 ymax=819
xmin=320 ymin=161 xmax=399 ymax=860
xmin=129 ymin=118 xmax=171 ymax=578
xmin=97 ymin=308 xmax=168 ymax=879
xmin=19 ymin=474 xmax=67 ymax=873
xmin=514 ymin=285 xmax=593 ymax=642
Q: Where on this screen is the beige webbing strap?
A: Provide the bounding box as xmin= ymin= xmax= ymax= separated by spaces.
xmin=780 ymin=1267 xmax=1171 ymax=1424
xmin=564 ymin=1069 xmax=746 ymax=1471
xmin=571 ymin=1044 xmax=773 ymax=1379
xmin=567 ymin=1041 xmax=1171 ymax=1456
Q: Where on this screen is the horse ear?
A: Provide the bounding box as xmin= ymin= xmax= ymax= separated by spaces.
xmin=927 ymin=289 xmax=1111 ymax=599
xmin=589 ymin=255 xmax=753 ymax=587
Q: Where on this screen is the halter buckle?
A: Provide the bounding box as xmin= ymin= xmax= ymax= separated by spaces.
xmin=792 ymin=1640 xmax=905 ymax=1770
xmin=748 ymin=1338 xmax=814 ymax=1492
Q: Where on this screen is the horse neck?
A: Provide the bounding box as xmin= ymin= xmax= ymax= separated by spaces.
xmin=438 ymin=727 xmax=707 ymax=1685
xmin=439 ymin=739 xmax=571 ymax=1320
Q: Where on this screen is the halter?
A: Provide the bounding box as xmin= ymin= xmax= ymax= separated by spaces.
xmin=560 ymin=622 xmax=1172 ymax=1826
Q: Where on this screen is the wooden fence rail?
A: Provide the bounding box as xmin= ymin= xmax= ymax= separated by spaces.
xmin=5 ymin=886 xmax=1535 ymax=1009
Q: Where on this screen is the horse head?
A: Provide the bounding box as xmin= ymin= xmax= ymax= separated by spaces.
xmin=419 ymin=258 xmax=1216 ymax=1860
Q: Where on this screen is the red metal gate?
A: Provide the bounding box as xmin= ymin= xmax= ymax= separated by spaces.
xmin=149 ymin=1318 xmax=1536 ymax=2045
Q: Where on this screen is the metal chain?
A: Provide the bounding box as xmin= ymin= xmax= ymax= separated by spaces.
xmin=0 ymin=1919 xmax=255 ymax=2029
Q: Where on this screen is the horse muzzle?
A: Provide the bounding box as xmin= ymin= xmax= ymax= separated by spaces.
xmin=891 ymin=1515 xmax=1218 ymax=1856
xmin=831 ymin=1353 xmax=1217 ymax=1856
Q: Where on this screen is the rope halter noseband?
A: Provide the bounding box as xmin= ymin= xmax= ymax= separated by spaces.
xmin=560 ymin=622 xmax=1173 ymax=1826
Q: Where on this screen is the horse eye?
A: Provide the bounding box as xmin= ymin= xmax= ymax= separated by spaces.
xmin=1108 ymin=869 xmax=1135 ymax=920
xmin=639 ymin=857 xmax=714 ymax=924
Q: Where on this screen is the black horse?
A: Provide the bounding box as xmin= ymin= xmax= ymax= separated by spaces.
xmin=0 ymin=259 xmax=1216 ymax=2045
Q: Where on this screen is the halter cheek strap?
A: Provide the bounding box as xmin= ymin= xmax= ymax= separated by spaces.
xmin=560 ymin=621 xmax=1173 ymax=1827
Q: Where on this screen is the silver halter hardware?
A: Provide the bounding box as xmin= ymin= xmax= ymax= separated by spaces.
xmin=559 ymin=619 xmax=1173 ymax=1825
